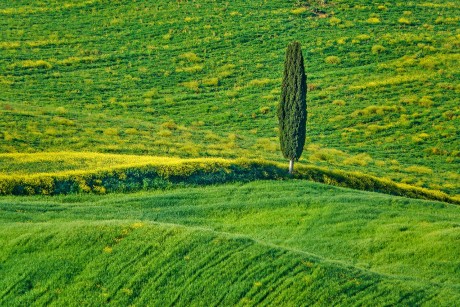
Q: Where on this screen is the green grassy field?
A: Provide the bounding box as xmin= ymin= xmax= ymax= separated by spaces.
xmin=1 ymin=0 xmax=459 ymax=197
xmin=1 ymin=0 xmax=459 ymax=304
xmin=1 ymin=181 xmax=460 ymax=305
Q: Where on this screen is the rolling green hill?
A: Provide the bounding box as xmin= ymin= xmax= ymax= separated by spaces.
xmin=1 ymin=0 xmax=459 ymax=197
xmin=1 ymin=181 xmax=460 ymax=305
xmin=1 ymin=1 xmax=459 ymax=305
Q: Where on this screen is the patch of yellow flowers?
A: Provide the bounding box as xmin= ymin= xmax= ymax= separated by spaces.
xmin=0 ymin=152 xmax=457 ymax=205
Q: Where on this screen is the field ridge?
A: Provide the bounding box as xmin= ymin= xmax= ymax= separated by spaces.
xmin=1 ymin=152 xmax=458 ymax=204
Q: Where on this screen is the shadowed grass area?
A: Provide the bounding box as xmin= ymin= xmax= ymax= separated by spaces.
xmin=1 ymin=181 xmax=459 ymax=305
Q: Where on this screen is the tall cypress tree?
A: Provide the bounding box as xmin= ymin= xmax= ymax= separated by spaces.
xmin=277 ymin=41 xmax=307 ymax=174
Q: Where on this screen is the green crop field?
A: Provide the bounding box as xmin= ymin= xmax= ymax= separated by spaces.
xmin=1 ymin=0 xmax=459 ymax=305
xmin=1 ymin=181 xmax=460 ymax=305
xmin=1 ymin=0 xmax=459 ymax=196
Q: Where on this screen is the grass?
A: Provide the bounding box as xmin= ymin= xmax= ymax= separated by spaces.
xmin=0 ymin=1 xmax=459 ymax=304
xmin=0 ymin=0 xmax=459 ymax=198
xmin=1 ymin=181 xmax=459 ymax=305
xmin=1 ymin=152 xmax=458 ymax=205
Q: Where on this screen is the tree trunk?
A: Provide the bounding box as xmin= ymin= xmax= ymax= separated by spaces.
xmin=289 ymin=159 xmax=294 ymax=174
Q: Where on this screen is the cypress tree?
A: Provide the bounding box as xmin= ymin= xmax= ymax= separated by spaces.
xmin=277 ymin=41 xmax=307 ymax=174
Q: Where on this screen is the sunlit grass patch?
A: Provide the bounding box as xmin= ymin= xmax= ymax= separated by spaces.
xmin=364 ymin=123 xmax=394 ymax=135
xmin=247 ymin=78 xmax=276 ymax=87
xmin=181 ymin=80 xmax=200 ymax=91
xmin=405 ymin=165 xmax=433 ymax=175
xmin=259 ymin=106 xmax=270 ymax=114
xmin=26 ymin=38 xmax=60 ymax=48
xmin=418 ymin=96 xmax=433 ymax=107
xmin=162 ymin=31 xmax=173 ymax=40
xmin=58 ymin=56 xmax=97 ymax=66
xmin=291 ymin=7 xmax=307 ymax=15
xmin=176 ymin=64 xmax=204 ymax=73
xmin=412 ymin=132 xmax=430 ymax=143
xmin=156 ymin=128 xmax=173 ymax=137
xmin=143 ymin=88 xmax=160 ymax=99
xmin=398 ymin=17 xmax=411 ymax=25
xmin=216 ymin=64 xmax=236 ymax=78
xmin=52 ymin=116 xmax=75 ymax=126
xmin=0 ymin=6 xmax=49 ymax=15
xmin=399 ymin=95 xmax=418 ymax=104
xmin=179 ymin=143 xmax=200 ymax=156
xmin=325 ymin=56 xmax=341 ymax=64
xmin=442 ymin=110 xmax=458 ymax=121
xmin=253 ymin=138 xmax=278 ymax=152
xmin=343 ymin=153 xmax=373 ymax=166
xmin=309 ymin=147 xmax=347 ymax=164
xmin=353 ymin=34 xmax=371 ymax=43
xmin=349 ymin=73 xmax=434 ymax=90
xmin=202 ymin=77 xmax=219 ymax=87
xmin=161 ymin=121 xmax=178 ymax=131
xmin=435 ymin=16 xmax=459 ymax=25
xmin=55 ymin=107 xmax=67 ymax=114
xmin=204 ymin=132 xmax=220 ymax=141
xmin=332 ymin=99 xmax=346 ymax=106
xmin=351 ymin=105 xmax=403 ymax=117
xmin=262 ymin=94 xmax=276 ymax=101
xmin=103 ymin=128 xmax=119 ymax=136
xmin=11 ymin=59 xmax=52 ymax=69
xmin=418 ymin=56 xmax=440 ymax=70
xmin=329 ymin=115 xmax=345 ymax=123
xmin=378 ymin=55 xmax=416 ymax=69
xmin=371 ymin=44 xmax=386 ymax=54
xmin=226 ymin=89 xmax=239 ymax=98
xmin=125 ymin=128 xmax=138 ymax=135
xmin=0 ymin=76 xmax=14 ymax=86
xmin=0 ymin=41 xmax=20 ymax=49
xmin=329 ymin=17 xmax=341 ymax=26
xmin=367 ymin=17 xmax=380 ymax=24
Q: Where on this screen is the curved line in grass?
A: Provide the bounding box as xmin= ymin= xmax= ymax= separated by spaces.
xmin=145 ymin=218 xmax=460 ymax=290
xmin=15 ymin=218 xmax=460 ymax=291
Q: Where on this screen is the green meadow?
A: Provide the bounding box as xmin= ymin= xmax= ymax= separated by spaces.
xmin=2 ymin=181 xmax=460 ymax=305
xmin=1 ymin=0 xmax=459 ymax=196
xmin=1 ymin=0 xmax=459 ymax=305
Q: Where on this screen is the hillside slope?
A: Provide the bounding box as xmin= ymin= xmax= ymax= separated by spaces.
xmin=0 ymin=0 xmax=459 ymax=196
xmin=1 ymin=181 xmax=459 ymax=305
